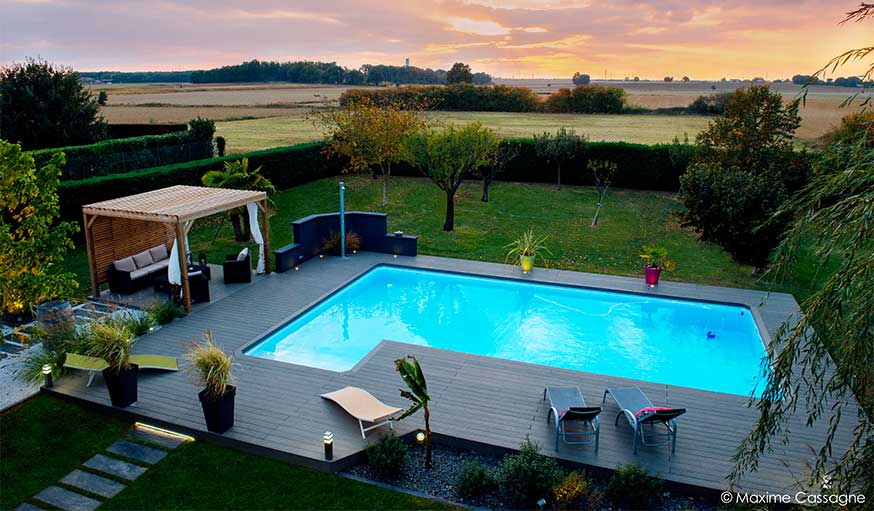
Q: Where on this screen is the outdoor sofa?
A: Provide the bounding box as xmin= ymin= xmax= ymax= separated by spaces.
xmin=108 ymin=244 xmax=171 ymax=294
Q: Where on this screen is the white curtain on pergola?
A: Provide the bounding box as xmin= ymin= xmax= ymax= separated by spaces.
xmin=168 ymin=222 xmax=191 ymax=286
xmin=247 ymin=202 xmax=265 ymax=274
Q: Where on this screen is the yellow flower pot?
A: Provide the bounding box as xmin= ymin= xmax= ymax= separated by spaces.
xmin=520 ymin=255 xmax=535 ymax=272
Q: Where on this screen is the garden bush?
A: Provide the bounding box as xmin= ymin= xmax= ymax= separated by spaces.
xmin=553 ymin=471 xmax=603 ymax=511
xmin=31 ymin=119 xmax=215 ymax=180
xmin=686 ymin=92 xmax=734 ymax=115
xmin=340 ymin=83 xmax=541 ymax=112
xmin=497 ymin=438 xmax=564 ymax=506
xmin=604 ymin=462 xmax=663 ymax=509
xmin=454 ymin=460 xmax=497 ymax=498
xmin=366 ymin=434 xmax=408 ymax=479
xmin=543 ymin=85 xmax=627 ymax=113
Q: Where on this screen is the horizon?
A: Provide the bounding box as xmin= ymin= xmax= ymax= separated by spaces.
xmin=1 ymin=1 xmax=869 ymax=80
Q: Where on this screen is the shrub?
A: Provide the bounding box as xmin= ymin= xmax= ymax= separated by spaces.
xmin=454 ymin=460 xmax=497 ymax=498
xmin=544 ymin=85 xmax=626 ymax=113
xmin=366 ymin=434 xmax=408 ymax=479
xmin=604 ymin=463 xmax=663 ymax=509
xmin=687 ymin=92 xmax=734 ymax=115
xmin=215 ymin=136 xmax=227 ymax=157
xmin=553 ymin=471 xmax=603 ymax=511
xmin=118 ymin=310 xmax=155 ymax=337
xmin=497 ymin=438 xmax=564 ymax=505
xmin=188 ymin=117 xmax=216 ymax=141
xmin=97 ymin=91 xmax=108 ymax=106
xmin=106 ymin=124 xmax=187 ymax=139
xmin=148 ymin=301 xmax=183 ymax=325
xmin=821 ymin=111 xmax=874 ymax=147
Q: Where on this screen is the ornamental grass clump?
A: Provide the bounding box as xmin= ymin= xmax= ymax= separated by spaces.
xmin=497 ymin=438 xmax=564 ymax=506
xmin=85 ymin=319 xmax=134 ymax=373
xmin=185 ymin=330 xmax=234 ymax=400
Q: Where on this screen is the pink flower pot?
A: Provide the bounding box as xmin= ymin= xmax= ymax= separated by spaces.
xmin=644 ymin=266 xmax=662 ymax=286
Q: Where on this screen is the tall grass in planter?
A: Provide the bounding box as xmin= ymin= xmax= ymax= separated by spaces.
xmin=186 ymin=331 xmax=236 ymax=433
xmin=86 ymin=320 xmax=137 ymax=407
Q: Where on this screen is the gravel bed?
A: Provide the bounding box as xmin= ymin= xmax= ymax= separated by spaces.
xmin=345 ymin=443 xmax=717 ymax=510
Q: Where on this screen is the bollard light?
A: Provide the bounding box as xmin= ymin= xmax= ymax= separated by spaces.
xmin=324 ymin=431 xmax=334 ymax=460
xmin=416 ymin=431 xmax=425 ymax=444
xmin=42 ymin=364 xmax=53 ymax=388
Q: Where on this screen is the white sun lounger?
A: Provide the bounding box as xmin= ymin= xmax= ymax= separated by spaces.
xmin=321 ymin=386 xmax=403 ymax=439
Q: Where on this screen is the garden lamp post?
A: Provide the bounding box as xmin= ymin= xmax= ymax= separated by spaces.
xmin=42 ymin=364 xmax=53 ymax=388
xmin=339 ymin=181 xmax=346 ymax=259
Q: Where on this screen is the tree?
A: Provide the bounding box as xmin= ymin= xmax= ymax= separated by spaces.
xmin=314 ymin=97 xmax=429 ymax=205
xmin=588 ymin=160 xmax=617 ymax=226
xmin=572 ymin=72 xmax=591 ymax=85
xmin=404 ymin=122 xmax=500 ymax=231
xmin=395 ymin=355 xmax=433 ymax=468
xmin=679 ymin=86 xmax=803 ymax=268
xmin=478 ymin=140 xmax=519 ymax=202
xmin=0 ymin=58 xmax=106 ymax=150
xmin=663 ymin=76 xmax=674 ymax=82
xmin=0 ymin=140 xmax=78 ymax=319
xmin=534 ymin=128 xmax=587 ymax=189
xmin=446 ymin=62 xmax=473 ymax=84
xmin=732 ymin=137 xmax=874 ymax=497
xmin=682 ymin=76 xmax=690 ymax=82
xmin=733 ymin=4 xmax=874 ymax=496
xmin=202 ymin=158 xmax=275 ymax=242
xmin=97 ymin=90 xmax=108 ymax=106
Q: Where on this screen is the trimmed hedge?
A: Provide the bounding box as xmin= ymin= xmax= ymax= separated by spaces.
xmin=58 ymin=142 xmax=342 ymax=222
xmin=58 ymin=140 xmax=696 ymax=224
xmin=32 ymin=130 xmax=214 ymax=181
xmin=107 ymin=124 xmax=187 ymax=139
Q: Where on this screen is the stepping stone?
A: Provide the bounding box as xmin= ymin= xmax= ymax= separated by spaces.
xmin=83 ymin=453 xmax=147 ymax=481
xmin=60 ymin=469 xmax=126 ymax=498
xmin=34 ymin=486 xmax=101 ymax=511
xmin=106 ymin=439 xmax=167 ymax=465
xmin=128 ymin=425 xmax=186 ymax=449
xmin=13 ymin=503 xmax=45 ymax=511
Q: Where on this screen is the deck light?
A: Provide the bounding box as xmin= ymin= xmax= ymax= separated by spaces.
xmin=324 ymin=431 xmax=334 ymax=460
xmin=42 ymin=364 xmax=53 ymax=388
xmin=319 ymin=254 xmax=325 ymax=259
xmin=393 ymin=254 xmax=398 ymax=258
xmin=294 ymin=266 xmax=300 ymax=271
xmin=415 ymin=431 xmax=425 ymax=444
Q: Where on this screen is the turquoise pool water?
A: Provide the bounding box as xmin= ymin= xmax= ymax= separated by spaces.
xmin=245 ymin=266 xmax=767 ymax=396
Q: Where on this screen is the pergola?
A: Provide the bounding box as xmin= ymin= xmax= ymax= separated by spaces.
xmin=82 ymin=185 xmax=270 ymax=312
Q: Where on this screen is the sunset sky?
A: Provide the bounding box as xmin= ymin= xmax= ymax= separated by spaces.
xmin=0 ymin=0 xmax=869 ymax=79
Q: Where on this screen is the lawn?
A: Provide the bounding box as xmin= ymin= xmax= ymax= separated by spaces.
xmin=62 ymin=176 xmax=823 ymax=303
xmin=0 ymin=395 xmax=453 ymax=510
xmin=215 ymin=112 xmax=711 ymax=155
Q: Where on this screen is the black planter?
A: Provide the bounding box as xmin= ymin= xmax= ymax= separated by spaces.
xmin=199 ymin=385 xmax=235 ymax=433
xmin=103 ymin=364 xmax=138 ymax=408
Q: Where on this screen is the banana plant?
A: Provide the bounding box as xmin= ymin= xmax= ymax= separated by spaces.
xmin=394 ymin=355 xmax=433 ymax=468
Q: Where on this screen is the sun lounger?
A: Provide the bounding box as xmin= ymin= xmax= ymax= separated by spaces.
xmin=64 ymin=353 xmax=178 ymax=386
xmin=603 ymin=386 xmax=686 ymax=454
xmin=321 ymin=386 xmax=402 ymax=439
xmin=543 ymin=386 xmax=601 ymax=452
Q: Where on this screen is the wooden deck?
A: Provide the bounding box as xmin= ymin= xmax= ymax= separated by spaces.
xmin=48 ymin=253 xmax=857 ymax=496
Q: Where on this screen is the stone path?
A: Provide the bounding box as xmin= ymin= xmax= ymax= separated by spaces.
xmin=15 ymin=424 xmax=190 ymax=511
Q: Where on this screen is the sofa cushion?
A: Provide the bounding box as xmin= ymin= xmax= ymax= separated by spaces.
xmin=139 ymin=259 xmax=169 ymax=275
xmin=236 ymin=247 xmax=249 ymax=261
xmin=132 ymin=250 xmax=154 ymax=269
xmin=149 ymin=244 xmax=169 ymax=261
xmin=130 ymin=268 xmax=152 ymax=280
xmin=113 ymin=257 xmax=136 ymax=272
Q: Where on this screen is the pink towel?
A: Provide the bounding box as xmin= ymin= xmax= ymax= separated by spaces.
xmin=635 ymin=406 xmax=674 ymax=418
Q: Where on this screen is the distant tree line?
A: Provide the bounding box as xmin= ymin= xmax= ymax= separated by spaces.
xmin=78 ymin=59 xmax=492 ymax=85
xmin=791 ymin=74 xmax=871 ymax=87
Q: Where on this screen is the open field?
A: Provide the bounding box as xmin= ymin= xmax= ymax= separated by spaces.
xmin=61 ymin=176 xmax=828 ymax=304
xmin=92 ymin=80 xmax=861 ymax=145
xmin=215 ymin=111 xmax=711 ymax=154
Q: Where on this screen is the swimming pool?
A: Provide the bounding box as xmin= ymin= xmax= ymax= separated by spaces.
xmin=244 ymin=266 xmax=768 ymax=396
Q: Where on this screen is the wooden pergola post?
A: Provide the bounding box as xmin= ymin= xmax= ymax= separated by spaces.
xmin=259 ymin=198 xmax=271 ymax=274
xmin=175 ymin=220 xmax=191 ymax=313
xmin=82 ymin=212 xmax=100 ymax=297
